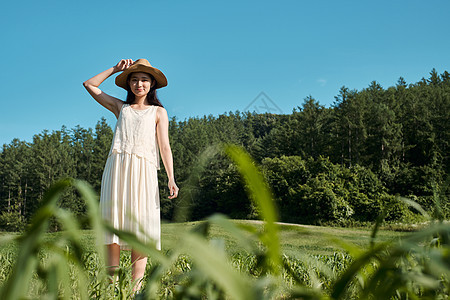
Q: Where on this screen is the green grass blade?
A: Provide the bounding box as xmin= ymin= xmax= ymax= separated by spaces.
xmin=331 ymin=242 xmax=388 ymax=299
xmin=103 ymin=223 xmax=170 ymax=266
xmin=207 ymin=214 xmax=257 ymax=253
xmin=174 ymin=144 xmax=220 ymax=222
xmin=0 ymin=179 xmax=71 ymax=300
xmin=72 ymin=179 xmax=109 ymax=294
xmin=182 ymin=232 xmax=255 ymax=300
xmin=72 ymin=180 xmax=106 ymax=258
xmin=398 ymin=196 xmax=430 ymax=219
xmin=370 ymin=211 xmax=387 ymax=248
xmin=225 ymin=144 xmax=281 ymax=274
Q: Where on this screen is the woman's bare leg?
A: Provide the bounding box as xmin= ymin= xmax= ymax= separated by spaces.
xmin=107 ymin=243 xmax=121 ymax=277
xmin=131 ymin=249 xmax=147 ymax=292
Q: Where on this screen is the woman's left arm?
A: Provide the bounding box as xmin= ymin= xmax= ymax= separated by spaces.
xmin=156 ymin=107 xmax=179 ymax=199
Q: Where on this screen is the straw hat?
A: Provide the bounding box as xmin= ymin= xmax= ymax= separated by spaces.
xmin=115 ymin=59 xmax=168 ymax=89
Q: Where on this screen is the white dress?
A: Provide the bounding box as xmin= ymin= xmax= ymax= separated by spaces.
xmin=100 ymin=104 xmax=161 ymax=250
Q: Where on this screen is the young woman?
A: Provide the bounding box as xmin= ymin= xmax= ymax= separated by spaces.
xmin=83 ymin=58 xmax=179 ymax=291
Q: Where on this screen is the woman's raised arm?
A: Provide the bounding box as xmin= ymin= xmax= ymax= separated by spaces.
xmin=83 ymin=59 xmax=133 ymax=118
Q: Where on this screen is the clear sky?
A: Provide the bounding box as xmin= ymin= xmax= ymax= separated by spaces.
xmin=0 ymin=0 xmax=449 ymax=146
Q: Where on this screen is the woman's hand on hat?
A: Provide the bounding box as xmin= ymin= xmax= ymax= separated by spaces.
xmin=113 ymin=59 xmax=134 ymax=73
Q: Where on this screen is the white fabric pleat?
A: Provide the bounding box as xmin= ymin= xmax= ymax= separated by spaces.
xmin=100 ymin=150 xmax=161 ymax=250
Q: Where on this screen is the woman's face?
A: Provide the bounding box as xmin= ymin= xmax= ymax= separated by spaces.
xmin=128 ymin=72 xmax=154 ymax=97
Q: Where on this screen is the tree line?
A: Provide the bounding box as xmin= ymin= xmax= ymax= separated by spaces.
xmin=1 ymin=69 xmax=449 ymax=230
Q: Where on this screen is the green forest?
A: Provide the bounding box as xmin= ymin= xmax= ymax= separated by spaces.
xmin=1 ymin=69 xmax=449 ymax=231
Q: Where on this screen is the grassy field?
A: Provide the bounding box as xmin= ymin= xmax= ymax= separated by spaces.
xmin=0 ymin=220 xmax=407 ymax=299
xmin=160 ymin=220 xmax=405 ymax=257
xmin=0 ymin=219 xmax=403 ymax=256
xmin=132 ymin=221 xmax=392 ymax=255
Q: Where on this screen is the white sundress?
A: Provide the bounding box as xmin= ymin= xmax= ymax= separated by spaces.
xmin=100 ymin=104 xmax=161 ymax=250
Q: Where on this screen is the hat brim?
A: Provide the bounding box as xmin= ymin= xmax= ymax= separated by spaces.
xmin=115 ymin=62 xmax=168 ymax=90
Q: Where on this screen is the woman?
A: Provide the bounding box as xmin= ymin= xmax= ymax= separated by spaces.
xmin=83 ymin=58 xmax=178 ymax=291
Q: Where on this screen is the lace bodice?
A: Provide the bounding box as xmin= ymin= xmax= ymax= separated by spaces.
xmin=109 ymin=104 xmax=160 ymax=169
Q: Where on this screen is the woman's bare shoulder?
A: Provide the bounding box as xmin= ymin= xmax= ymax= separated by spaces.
xmin=156 ymin=106 xmax=168 ymax=122
xmin=156 ymin=106 xmax=168 ymax=116
xmin=156 ymin=106 xmax=167 ymax=113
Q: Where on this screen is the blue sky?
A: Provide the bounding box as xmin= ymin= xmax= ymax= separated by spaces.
xmin=0 ymin=0 xmax=449 ymax=146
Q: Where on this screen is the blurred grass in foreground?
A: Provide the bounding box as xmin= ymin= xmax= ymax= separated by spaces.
xmin=0 ymin=144 xmax=449 ymax=299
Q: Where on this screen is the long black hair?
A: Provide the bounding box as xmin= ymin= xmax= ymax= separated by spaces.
xmin=124 ymin=72 xmax=164 ymax=107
